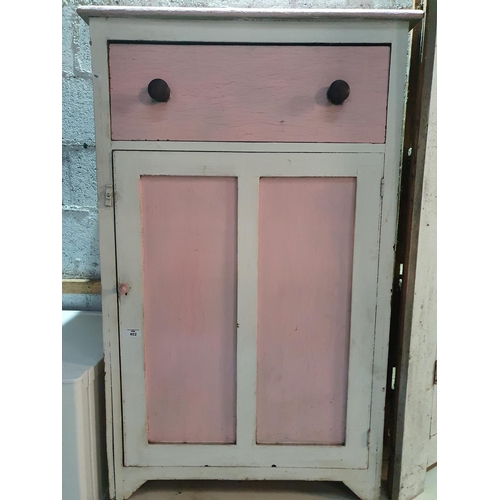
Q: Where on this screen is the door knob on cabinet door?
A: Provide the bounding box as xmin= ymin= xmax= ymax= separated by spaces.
xmin=118 ymin=283 xmax=129 ymax=295
xmin=327 ymin=80 xmax=350 ymax=105
xmin=147 ymin=78 xmax=171 ymax=102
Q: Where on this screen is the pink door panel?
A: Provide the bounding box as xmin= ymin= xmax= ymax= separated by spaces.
xmin=257 ymin=177 xmax=356 ymax=445
xmin=140 ymin=176 xmax=237 ymax=444
xmin=109 ymin=44 xmax=390 ymax=143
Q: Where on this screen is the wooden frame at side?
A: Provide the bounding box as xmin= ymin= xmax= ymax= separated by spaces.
xmin=386 ymin=1 xmax=437 ymax=499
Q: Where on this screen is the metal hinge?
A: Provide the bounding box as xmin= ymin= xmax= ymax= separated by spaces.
xmin=104 ymin=185 xmax=114 ymax=207
xmin=433 ymin=360 xmax=437 ymax=385
xmin=380 ymin=178 xmax=385 ymax=198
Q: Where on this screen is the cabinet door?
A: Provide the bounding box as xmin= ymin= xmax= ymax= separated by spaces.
xmin=113 ymin=151 xmax=383 ymax=469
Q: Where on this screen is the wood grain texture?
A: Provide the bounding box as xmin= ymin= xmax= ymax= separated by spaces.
xmin=111 ymin=142 xmax=386 ymax=153
xmin=88 ymin=19 xmax=119 ymax=498
xmin=389 ymin=2 xmax=437 ymax=498
xmin=256 ymin=177 xmax=356 ymax=445
xmin=109 ymin=44 xmax=390 ymax=143
xmin=62 ymin=279 xmax=102 ymax=294
xmin=78 ymin=7 xmax=424 ymax=26
xmin=141 ymin=176 xmax=237 ymax=444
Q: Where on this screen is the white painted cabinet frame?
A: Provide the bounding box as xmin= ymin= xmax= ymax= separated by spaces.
xmin=79 ymin=7 xmax=422 ymax=500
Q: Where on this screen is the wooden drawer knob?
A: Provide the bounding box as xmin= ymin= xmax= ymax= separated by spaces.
xmin=148 ymin=78 xmax=171 ymax=102
xmin=327 ymin=80 xmax=350 ymax=105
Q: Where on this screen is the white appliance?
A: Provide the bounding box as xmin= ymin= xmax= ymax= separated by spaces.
xmin=62 ymin=311 xmax=107 ymax=500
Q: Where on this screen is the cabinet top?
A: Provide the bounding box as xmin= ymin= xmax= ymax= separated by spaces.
xmin=77 ymin=6 xmax=423 ymax=29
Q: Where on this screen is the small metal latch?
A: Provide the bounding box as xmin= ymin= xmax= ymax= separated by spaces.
xmin=105 ymin=185 xmax=113 ymax=207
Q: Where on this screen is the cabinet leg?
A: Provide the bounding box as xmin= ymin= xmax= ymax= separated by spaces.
xmin=113 ymin=475 xmax=146 ymax=500
xmin=343 ymin=478 xmax=381 ymax=500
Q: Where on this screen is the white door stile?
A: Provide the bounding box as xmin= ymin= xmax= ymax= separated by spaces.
xmin=344 ymin=162 xmax=384 ymax=462
xmin=236 ymin=176 xmax=259 ymax=450
xmin=88 ymin=18 xmax=118 ymax=498
xmin=113 ymin=155 xmax=148 ymax=466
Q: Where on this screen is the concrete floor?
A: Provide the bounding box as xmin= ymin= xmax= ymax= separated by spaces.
xmin=128 ymin=467 xmax=437 ymax=499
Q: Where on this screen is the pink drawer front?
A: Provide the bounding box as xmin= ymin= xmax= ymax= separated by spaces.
xmin=108 ymin=44 xmax=390 ymax=143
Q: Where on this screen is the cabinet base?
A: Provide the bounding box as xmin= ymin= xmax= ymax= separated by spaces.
xmin=112 ymin=467 xmax=382 ymax=500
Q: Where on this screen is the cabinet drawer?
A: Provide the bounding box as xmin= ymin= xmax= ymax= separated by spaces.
xmin=108 ymin=44 xmax=390 ymax=143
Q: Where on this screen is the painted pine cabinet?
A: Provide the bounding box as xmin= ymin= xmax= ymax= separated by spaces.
xmin=78 ymin=7 xmax=423 ymax=500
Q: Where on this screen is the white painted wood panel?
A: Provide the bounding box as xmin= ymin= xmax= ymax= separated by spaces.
xmin=347 ymin=24 xmax=410 ymax=500
xmin=87 ymin=20 xmax=118 ymax=500
xmin=87 ymin=17 xmax=404 ymax=45
xmin=235 ymin=177 xmax=259 ymax=450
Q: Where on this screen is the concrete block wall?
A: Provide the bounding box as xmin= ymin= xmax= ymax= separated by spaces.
xmin=61 ymin=0 xmax=412 ymax=311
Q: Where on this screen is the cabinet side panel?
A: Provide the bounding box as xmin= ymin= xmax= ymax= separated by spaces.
xmin=141 ymin=176 xmax=237 ymax=444
xmin=257 ymin=177 xmax=355 ymax=445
